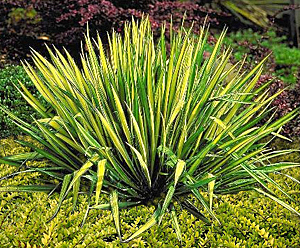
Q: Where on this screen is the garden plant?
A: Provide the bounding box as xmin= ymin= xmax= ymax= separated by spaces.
xmin=0 ymin=17 xmax=300 ymax=243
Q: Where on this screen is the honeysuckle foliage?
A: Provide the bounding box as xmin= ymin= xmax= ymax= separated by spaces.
xmin=0 ymin=18 xmax=300 ymax=242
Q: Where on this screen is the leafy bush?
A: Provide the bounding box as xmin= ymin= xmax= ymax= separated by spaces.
xmin=0 ymin=66 xmax=44 ymax=138
xmin=0 ymin=137 xmax=300 ymax=247
xmin=0 ymin=18 xmax=299 ymax=242
xmin=272 ymin=45 xmax=300 ymax=66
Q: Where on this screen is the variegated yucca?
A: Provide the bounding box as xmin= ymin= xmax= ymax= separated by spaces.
xmin=1 ymin=18 xmax=299 ymax=242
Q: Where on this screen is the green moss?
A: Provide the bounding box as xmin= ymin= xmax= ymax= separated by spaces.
xmin=272 ymin=46 xmax=300 ymax=67
xmin=1 ymin=137 xmax=299 ymax=247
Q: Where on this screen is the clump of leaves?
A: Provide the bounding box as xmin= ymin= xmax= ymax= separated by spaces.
xmin=0 ymin=18 xmax=299 ymax=242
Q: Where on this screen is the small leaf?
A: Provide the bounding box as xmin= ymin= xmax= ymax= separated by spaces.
xmin=254 ymin=188 xmax=300 ymax=217
xmin=72 ymin=172 xmax=80 ymax=211
xmin=254 ymin=162 xmax=300 ymax=173
xmin=127 ymin=143 xmax=151 ymax=188
xmin=66 ymin=154 xmax=98 ymax=195
xmin=0 ymin=185 xmax=55 ymax=192
xmin=159 ymin=185 xmax=175 ymax=225
xmin=271 ymin=131 xmax=292 ymax=142
xmin=170 ymin=205 xmax=182 ymax=242
xmin=91 ymin=201 xmax=141 ymax=210
xmin=174 ymin=159 xmax=186 ymax=186
xmin=207 ymin=173 xmax=215 ymax=211
xmin=48 ymin=174 xmax=72 ymax=222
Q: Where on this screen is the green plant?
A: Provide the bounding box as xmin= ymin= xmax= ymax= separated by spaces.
xmin=0 ymin=66 xmax=44 ymax=138
xmin=272 ymin=46 xmax=300 ymax=85
xmin=7 ymin=7 xmax=41 ymax=25
xmin=0 ymin=18 xmax=299 ymax=242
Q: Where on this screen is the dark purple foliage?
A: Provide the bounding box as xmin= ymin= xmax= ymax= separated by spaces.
xmin=0 ymin=0 xmax=231 ymax=64
xmin=0 ymin=0 xmax=43 ymax=64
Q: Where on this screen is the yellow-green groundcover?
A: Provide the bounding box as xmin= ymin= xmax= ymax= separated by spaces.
xmin=0 ymin=137 xmax=299 ymax=247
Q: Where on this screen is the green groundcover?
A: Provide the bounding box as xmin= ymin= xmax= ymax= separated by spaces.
xmin=0 ymin=137 xmax=299 ymax=247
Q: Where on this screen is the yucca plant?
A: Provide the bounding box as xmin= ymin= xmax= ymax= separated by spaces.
xmin=0 ymin=17 xmax=299 ymax=242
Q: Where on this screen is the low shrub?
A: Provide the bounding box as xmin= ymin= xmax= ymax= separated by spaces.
xmin=0 ymin=18 xmax=299 ymax=243
xmin=0 ymin=66 xmax=44 ymax=138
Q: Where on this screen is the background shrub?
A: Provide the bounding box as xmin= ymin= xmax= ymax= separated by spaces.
xmin=0 ymin=0 xmax=295 ymax=65
xmin=0 ymin=0 xmax=43 ymax=64
xmin=256 ymin=75 xmax=300 ymax=137
xmin=0 ymin=0 xmax=232 ymax=63
xmin=223 ymin=29 xmax=300 ymax=85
